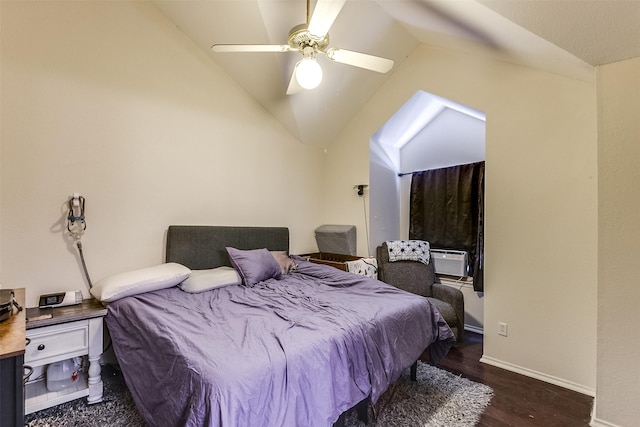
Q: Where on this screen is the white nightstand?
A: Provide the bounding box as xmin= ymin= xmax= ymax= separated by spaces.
xmin=24 ymin=299 xmax=107 ymax=414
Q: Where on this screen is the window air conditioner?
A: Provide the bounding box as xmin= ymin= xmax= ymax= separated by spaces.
xmin=431 ymin=249 xmax=468 ymax=277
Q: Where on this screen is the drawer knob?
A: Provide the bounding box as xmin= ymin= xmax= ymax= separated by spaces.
xmin=37 ymin=344 xmax=45 ymax=351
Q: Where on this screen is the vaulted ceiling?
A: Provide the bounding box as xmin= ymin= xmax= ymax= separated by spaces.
xmin=151 ymin=0 xmax=640 ymax=148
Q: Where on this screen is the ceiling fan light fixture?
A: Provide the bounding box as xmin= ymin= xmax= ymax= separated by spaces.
xmin=295 ymin=57 xmax=323 ymax=90
xmin=212 ymin=0 xmax=392 ymax=95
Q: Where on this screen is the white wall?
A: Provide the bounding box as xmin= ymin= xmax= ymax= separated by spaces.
xmin=0 ymin=1 xmax=324 ymax=305
xmin=369 ymin=139 xmax=401 ymax=253
xmin=0 ymin=1 xmax=3 ymax=284
xmin=594 ymin=57 xmax=640 ymax=426
xmin=400 ymin=107 xmax=485 ymax=174
xmin=324 ymin=44 xmax=598 ymax=395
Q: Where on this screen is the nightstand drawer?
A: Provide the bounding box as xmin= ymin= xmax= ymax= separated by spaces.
xmin=25 ymin=323 xmax=88 ymax=365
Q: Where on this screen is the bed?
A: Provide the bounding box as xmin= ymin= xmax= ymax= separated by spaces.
xmin=105 ymin=226 xmax=455 ymax=427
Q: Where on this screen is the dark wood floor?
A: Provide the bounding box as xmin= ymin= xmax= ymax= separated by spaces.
xmin=431 ymin=332 xmax=593 ymax=427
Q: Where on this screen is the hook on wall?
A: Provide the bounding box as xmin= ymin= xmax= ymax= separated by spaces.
xmin=354 ymin=184 xmax=369 ymax=196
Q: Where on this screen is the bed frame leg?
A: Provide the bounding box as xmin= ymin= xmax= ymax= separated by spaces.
xmin=410 ymin=361 xmax=418 ymax=381
xmin=333 ymin=398 xmax=369 ymax=427
xmin=333 ymin=412 xmax=346 ymax=427
xmin=356 ymin=398 xmax=369 ymax=424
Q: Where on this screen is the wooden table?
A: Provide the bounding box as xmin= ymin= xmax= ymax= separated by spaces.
xmin=0 ymin=288 xmax=26 ymax=427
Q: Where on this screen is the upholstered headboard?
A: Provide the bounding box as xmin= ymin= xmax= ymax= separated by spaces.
xmin=165 ymin=226 xmax=290 ymax=270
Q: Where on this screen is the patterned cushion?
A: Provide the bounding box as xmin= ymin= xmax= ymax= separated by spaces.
xmin=386 ymin=240 xmax=430 ymax=265
xmin=345 ymin=258 xmax=378 ymax=279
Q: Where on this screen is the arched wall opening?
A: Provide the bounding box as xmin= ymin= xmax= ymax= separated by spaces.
xmin=369 ymin=89 xmax=486 ymax=332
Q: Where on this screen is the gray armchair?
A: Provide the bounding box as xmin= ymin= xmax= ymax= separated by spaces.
xmin=376 ymin=242 xmax=464 ymax=343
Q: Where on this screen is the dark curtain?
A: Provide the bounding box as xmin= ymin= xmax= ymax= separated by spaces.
xmin=409 ymin=161 xmax=485 ymax=292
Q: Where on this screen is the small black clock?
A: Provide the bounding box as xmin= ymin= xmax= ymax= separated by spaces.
xmin=38 ymin=291 xmax=83 ymax=308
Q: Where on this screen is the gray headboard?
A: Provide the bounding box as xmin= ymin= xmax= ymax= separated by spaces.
xmin=165 ymin=225 xmax=290 ymax=270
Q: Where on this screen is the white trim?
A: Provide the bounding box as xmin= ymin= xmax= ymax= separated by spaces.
xmin=464 ymin=324 xmax=484 ymax=334
xmin=480 ymin=355 xmax=596 ymax=397
xmin=589 ymin=399 xmax=623 ymax=427
xmin=590 ymin=417 xmax=622 ymax=427
xmin=437 ymin=275 xmax=474 ymax=289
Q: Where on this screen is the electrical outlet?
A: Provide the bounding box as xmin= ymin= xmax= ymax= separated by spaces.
xmin=498 ymin=322 xmax=508 ymax=337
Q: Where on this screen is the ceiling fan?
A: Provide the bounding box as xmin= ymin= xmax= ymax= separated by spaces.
xmin=211 ymin=0 xmax=394 ymax=94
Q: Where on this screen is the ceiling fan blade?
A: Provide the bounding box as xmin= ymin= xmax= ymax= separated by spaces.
xmin=211 ymin=44 xmax=293 ymax=53
xmin=307 ymin=0 xmax=347 ymax=39
xmin=323 ymin=48 xmax=394 ymax=73
xmin=286 ymin=64 xmax=303 ymax=95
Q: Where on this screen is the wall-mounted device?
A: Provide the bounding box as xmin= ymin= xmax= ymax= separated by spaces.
xmin=38 ymin=291 xmax=83 ymax=309
xmin=354 ymin=184 xmax=369 ymax=196
xmin=67 ymin=193 xmax=94 ymax=290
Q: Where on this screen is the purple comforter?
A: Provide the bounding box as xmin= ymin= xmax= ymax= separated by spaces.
xmin=106 ymin=259 xmax=455 ymax=427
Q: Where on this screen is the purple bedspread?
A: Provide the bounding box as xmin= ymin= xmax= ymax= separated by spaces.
xmin=106 ymin=259 xmax=455 ymax=427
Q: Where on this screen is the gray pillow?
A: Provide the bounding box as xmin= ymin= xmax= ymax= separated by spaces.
xmin=226 ymin=247 xmax=282 ymax=286
xmin=270 ymin=251 xmax=297 ymax=274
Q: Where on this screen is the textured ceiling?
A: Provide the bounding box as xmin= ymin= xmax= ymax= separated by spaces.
xmin=480 ymin=0 xmax=640 ymax=66
xmin=152 ymin=0 xmax=639 ymax=148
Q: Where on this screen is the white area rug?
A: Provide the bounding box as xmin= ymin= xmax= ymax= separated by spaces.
xmin=26 ymin=361 xmax=493 ymax=427
xmin=345 ymin=361 xmax=493 ymax=426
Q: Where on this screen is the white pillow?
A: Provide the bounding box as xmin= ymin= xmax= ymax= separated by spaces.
xmin=90 ymin=262 xmax=191 ymax=302
xmin=179 ymin=267 xmax=241 ymax=293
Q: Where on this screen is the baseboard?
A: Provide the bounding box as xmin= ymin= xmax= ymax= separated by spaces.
xmin=589 ymin=399 xmax=623 ymax=427
xmin=590 ymin=416 xmax=622 ymax=427
xmin=464 ymin=324 xmax=483 ymax=334
xmin=480 ymin=355 xmax=596 ymax=397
